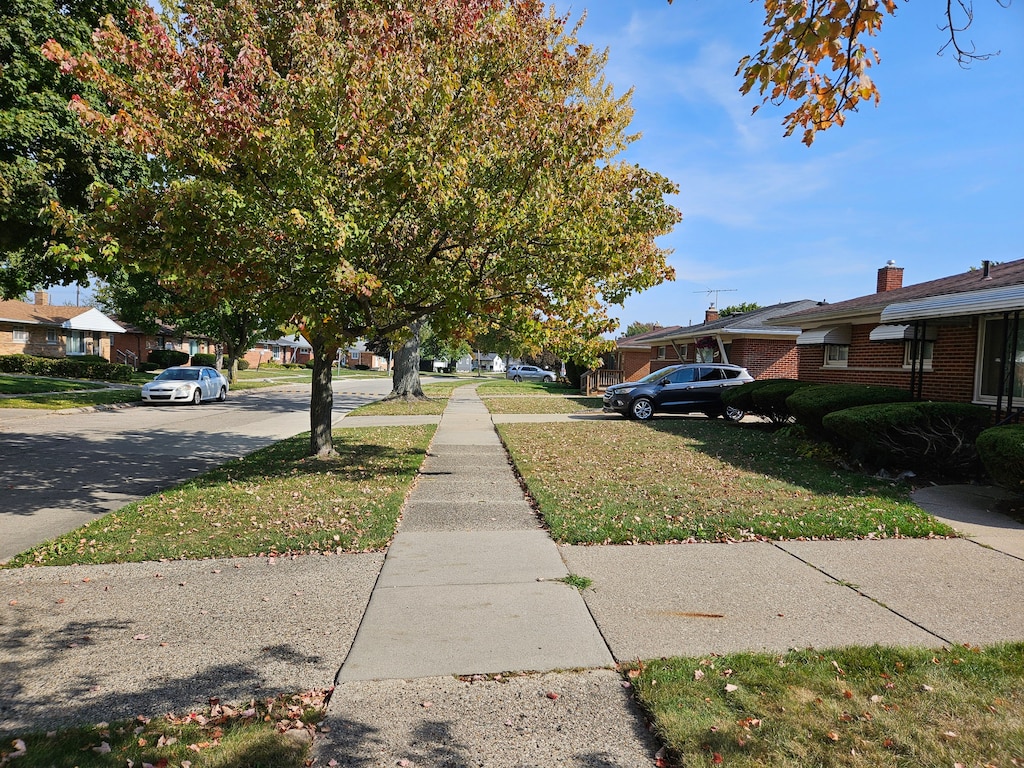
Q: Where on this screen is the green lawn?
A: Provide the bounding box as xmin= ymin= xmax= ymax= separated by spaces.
xmin=346 ymin=381 xmax=473 ymax=416
xmin=629 ymin=643 xmax=1024 ymax=768
xmin=476 ymin=379 xmax=579 ymax=395
xmin=4 ymin=425 xmax=434 ymax=567
xmin=0 ymin=374 xmax=98 ymax=394
xmin=497 ymin=420 xmax=954 ymax=543
xmin=0 ymin=388 xmax=141 ymax=409
xmin=481 ymin=395 xmax=603 ymax=414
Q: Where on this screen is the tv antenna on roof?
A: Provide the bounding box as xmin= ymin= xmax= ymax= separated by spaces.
xmin=692 ymin=288 xmax=737 ymax=307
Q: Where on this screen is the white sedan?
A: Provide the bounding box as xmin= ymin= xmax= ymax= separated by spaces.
xmin=141 ymin=366 xmax=229 ymax=405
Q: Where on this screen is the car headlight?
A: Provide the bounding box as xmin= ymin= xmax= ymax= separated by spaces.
xmin=614 ymin=386 xmax=635 ymax=396
xmin=175 ymin=384 xmax=192 ymax=395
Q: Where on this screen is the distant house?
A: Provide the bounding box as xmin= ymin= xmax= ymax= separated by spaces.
xmin=0 ymin=291 xmax=124 ymax=361
xmin=337 ymin=340 xmax=389 ymax=371
xmin=454 ymin=353 xmax=506 ymax=373
xmin=244 ymin=334 xmax=313 ymax=367
xmin=111 ymin=319 xmax=218 ymax=368
xmin=612 ymin=325 xmax=682 ymax=382
xmin=767 ymin=259 xmax=1024 ymax=419
xmin=610 ymin=301 xmax=818 ymax=384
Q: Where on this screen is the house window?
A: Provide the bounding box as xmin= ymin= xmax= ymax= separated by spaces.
xmin=824 ymin=344 xmax=849 ymax=367
xmin=978 ymin=316 xmax=1023 ymax=401
xmin=12 ymin=325 xmax=29 ymax=342
xmin=189 ymin=339 xmax=199 ymax=355
xmin=67 ymin=330 xmax=86 ymax=355
xmin=903 ymin=340 xmax=934 ymax=369
xmin=46 ymin=328 xmax=58 ymax=344
xmin=656 ymin=346 xmax=666 ymax=359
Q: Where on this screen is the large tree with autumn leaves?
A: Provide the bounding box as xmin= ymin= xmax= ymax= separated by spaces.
xmin=44 ymin=0 xmax=679 ymax=455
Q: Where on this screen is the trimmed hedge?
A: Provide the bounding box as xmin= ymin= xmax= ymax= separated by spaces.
xmin=191 ymin=353 xmax=217 ymax=367
xmin=823 ymin=401 xmax=991 ymax=474
xmin=148 ymin=349 xmax=189 ymax=368
xmin=751 ymin=380 xmax=816 ymax=424
xmin=786 ymin=384 xmax=913 ymax=435
xmin=720 ymin=379 xmax=777 ymax=412
xmin=976 ymin=425 xmax=1024 ymax=490
xmin=0 ymin=353 xmax=133 ymax=383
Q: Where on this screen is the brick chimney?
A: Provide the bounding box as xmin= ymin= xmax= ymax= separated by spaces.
xmin=704 ymin=304 xmax=719 ymax=323
xmin=876 ymin=261 xmax=904 ymax=293
xmin=33 ymin=291 xmax=50 ymax=306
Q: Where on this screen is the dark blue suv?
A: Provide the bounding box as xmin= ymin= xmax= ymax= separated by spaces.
xmin=603 ymin=363 xmax=753 ymax=421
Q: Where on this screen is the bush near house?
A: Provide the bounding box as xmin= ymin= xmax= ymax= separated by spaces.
xmin=976 ymin=424 xmax=1024 ymax=490
xmin=147 ymin=349 xmax=189 ymax=367
xmin=0 ymin=354 xmax=133 ymax=383
xmin=786 ymin=383 xmax=913 ymax=435
xmin=722 ymin=379 xmax=814 ymax=424
xmin=191 ymin=352 xmax=217 ymax=367
xmin=236 ymin=358 xmax=250 ymax=370
xmin=823 ymin=401 xmax=991 ymax=475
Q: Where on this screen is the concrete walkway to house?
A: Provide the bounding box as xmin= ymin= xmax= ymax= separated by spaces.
xmin=1 ymin=383 xmax=1022 ymax=767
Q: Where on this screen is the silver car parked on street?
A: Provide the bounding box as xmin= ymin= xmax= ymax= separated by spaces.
xmin=141 ymin=366 xmax=229 ymax=405
xmin=505 ymin=364 xmax=556 ymax=383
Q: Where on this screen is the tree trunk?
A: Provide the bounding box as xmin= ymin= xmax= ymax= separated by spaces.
xmin=387 ymin=321 xmax=426 ymax=399
xmin=309 ymin=335 xmax=339 ymax=456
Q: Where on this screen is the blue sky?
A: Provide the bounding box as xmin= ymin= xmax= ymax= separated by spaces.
xmin=552 ymin=0 xmax=1024 ymax=332
xmin=48 ymin=1 xmax=1023 ymax=337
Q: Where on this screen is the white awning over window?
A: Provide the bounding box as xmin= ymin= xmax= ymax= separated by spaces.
xmin=869 ymin=324 xmax=938 ymax=342
xmin=880 ymin=285 xmax=1024 ymax=323
xmin=796 ymin=326 xmax=852 ymax=346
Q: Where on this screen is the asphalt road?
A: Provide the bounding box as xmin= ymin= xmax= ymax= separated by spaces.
xmin=0 ymin=377 xmax=396 ymax=562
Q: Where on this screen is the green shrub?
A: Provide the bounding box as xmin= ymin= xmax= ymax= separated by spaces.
xmin=148 ymin=349 xmax=189 ymax=368
xmin=236 ymin=358 xmax=250 ymax=370
xmin=191 ymin=352 xmax=217 ymax=367
xmin=976 ymin=425 xmax=1024 ymax=490
xmin=750 ymin=380 xmax=816 ymax=424
xmin=138 ymin=361 xmax=160 ymax=372
xmin=823 ymin=401 xmax=991 ymax=475
xmin=787 ymin=384 xmax=913 ymax=435
xmin=0 ymin=353 xmax=133 ymax=383
xmin=0 ymin=354 xmax=34 ymax=373
xmin=720 ymin=380 xmax=776 ymax=412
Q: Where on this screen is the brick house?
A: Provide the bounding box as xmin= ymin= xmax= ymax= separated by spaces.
xmin=614 ymin=301 xmax=818 ymax=382
xmin=244 ymin=334 xmax=314 ymax=367
xmin=0 ymin=291 xmax=124 ymax=360
xmin=111 ymin=319 xmax=218 ymax=368
xmin=767 ymin=259 xmax=1024 ymax=418
xmin=612 ymin=325 xmax=682 ymax=382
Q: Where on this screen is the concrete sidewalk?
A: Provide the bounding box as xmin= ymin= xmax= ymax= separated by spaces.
xmin=1 ymin=383 xmax=1022 ymax=767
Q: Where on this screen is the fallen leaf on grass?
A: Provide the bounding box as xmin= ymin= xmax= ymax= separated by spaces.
xmin=826 ymin=732 xmax=840 ymax=742
xmin=724 ymin=684 xmax=738 ymax=693
xmin=9 ymin=739 xmax=26 ymax=758
xmin=92 ymin=741 xmax=111 ymax=754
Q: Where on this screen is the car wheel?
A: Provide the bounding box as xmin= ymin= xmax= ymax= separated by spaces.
xmin=217 ymin=386 xmax=227 ymax=402
xmin=191 ymin=388 xmax=202 ymax=405
xmin=723 ymin=406 xmax=745 ymax=422
xmin=513 ymin=375 xmax=522 ymax=383
xmin=630 ymin=397 xmax=654 ymax=421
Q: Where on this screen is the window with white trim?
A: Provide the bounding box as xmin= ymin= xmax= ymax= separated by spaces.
xmin=12 ymin=325 xmax=28 ymax=342
xmin=903 ymin=340 xmax=934 ymax=369
xmin=656 ymin=346 xmax=666 ymax=359
xmin=824 ymin=344 xmax=849 ymax=367
xmin=46 ymin=328 xmax=57 ymax=343
xmin=66 ymin=330 xmax=86 ymax=355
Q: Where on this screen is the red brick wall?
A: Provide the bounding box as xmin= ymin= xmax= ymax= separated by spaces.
xmin=729 ymin=338 xmax=799 ymax=379
xmin=619 ymin=349 xmax=651 ymax=381
xmin=795 ymin=321 xmax=978 ymax=402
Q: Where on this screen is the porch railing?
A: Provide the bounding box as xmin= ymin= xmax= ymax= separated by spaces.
xmin=580 ymin=369 xmax=623 ymax=396
xmin=116 ymin=349 xmax=139 ymax=369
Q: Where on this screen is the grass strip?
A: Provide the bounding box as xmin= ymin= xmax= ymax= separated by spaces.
xmin=0 ymin=375 xmax=99 ymax=395
xmin=0 ymin=389 xmax=141 ymax=410
xmin=481 ymin=395 xmax=602 ymax=414
xmin=4 ymin=425 xmax=434 ymax=567
xmin=476 ymin=380 xmax=580 ymax=395
xmin=347 ymin=381 xmax=472 ymax=416
xmin=0 ymin=690 xmax=329 ymax=768
xmin=629 ymin=643 xmax=1024 ymax=768
xmin=497 ymin=420 xmax=953 ymax=543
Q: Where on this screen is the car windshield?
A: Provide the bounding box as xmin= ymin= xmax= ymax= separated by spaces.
xmin=635 ymin=367 xmax=682 ymax=384
xmin=156 ymin=368 xmax=200 ymax=381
